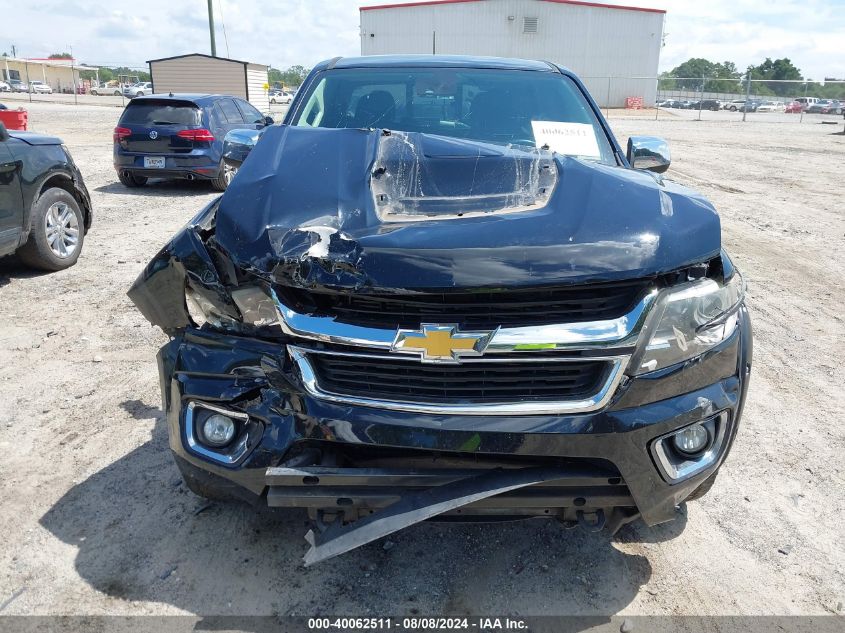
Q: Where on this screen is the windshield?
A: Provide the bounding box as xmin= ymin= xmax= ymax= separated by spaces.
xmin=290 ymin=67 xmax=615 ymax=164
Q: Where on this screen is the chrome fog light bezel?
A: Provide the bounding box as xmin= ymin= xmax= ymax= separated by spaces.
xmin=184 ymin=401 xmax=251 ymax=465
xmin=651 ymin=412 xmax=729 ymax=482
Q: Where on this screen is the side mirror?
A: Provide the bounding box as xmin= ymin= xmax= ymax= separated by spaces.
xmin=222 ymin=128 xmax=263 ymax=172
xmin=626 ymin=136 xmax=670 ymax=173
xmin=0 ymin=121 xmax=8 ymax=142
xmin=263 ymin=115 xmax=274 ymax=126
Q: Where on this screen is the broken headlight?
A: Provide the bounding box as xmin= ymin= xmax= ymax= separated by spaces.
xmin=185 ymin=285 xmax=280 ymax=333
xmin=632 ymin=271 xmax=744 ymax=374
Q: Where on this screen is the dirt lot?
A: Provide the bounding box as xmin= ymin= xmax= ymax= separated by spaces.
xmin=0 ymin=102 xmax=843 ymax=617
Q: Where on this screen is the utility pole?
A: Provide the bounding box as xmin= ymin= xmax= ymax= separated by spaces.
xmin=742 ymin=69 xmax=752 ymax=122
xmin=698 ymin=74 xmax=704 ymax=121
xmin=11 ymin=44 xmax=16 ymax=58
xmin=207 ymin=0 xmax=217 ymax=57
xmin=70 ymin=44 xmax=77 ymax=105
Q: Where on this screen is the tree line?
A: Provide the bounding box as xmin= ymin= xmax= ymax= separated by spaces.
xmin=660 ymin=57 xmax=844 ymax=99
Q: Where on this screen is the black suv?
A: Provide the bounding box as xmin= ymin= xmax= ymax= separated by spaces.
xmin=130 ymin=56 xmax=752 ymax=565
xmin=113 ymin=93 xmax=273 ymax=190
xmin=0 ymin=122 xmax=92 ymax=270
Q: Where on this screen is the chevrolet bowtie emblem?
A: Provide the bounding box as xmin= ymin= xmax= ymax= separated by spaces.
xmin=391 ymin=324 xmax=494 ymax=363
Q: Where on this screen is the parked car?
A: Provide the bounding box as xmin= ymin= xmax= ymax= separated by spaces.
xmin=818 ymin=100 xmax=843 ymax=115
xmin=738 ymin=100 xmax=762 ymax=113
xmin=0 ymin=80 xmax=10 ymax=92
xmin=128 ymin=55 xmax=752 ymax=565
xmin=269 ymin=90 xmax=293 ymax=105
xmin=724 ymin=99 xmax=746 ymax=111
xmin=0 ymin=121 xmax=92 ymax=270
xmin=9 ymin=79 xmax=28 ymax=93
xmin=784 ymin=101 xmax=804 ymax=113
xmin=90 ymin=83 xmax=123 ymax=96
xmin=693 ymin=99 xmax=722 ymax=111
xmin=756 ymin=101 xmax=785 ymax=112
xmin=28 ymin=81 xmax=53 ymax=94
xmin=123 ymin=82 xmax=153 ymax=98
xmin=822 ymin=99 xmax=845 ymax=114
xmin=794 ymin=97 xmax=819 ymax=109
xmin=113 ymin=93 xmax=274 ymax=190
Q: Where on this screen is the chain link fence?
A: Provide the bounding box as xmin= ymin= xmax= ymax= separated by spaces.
xmin=3 ymin=66 xmax=844 ymax=126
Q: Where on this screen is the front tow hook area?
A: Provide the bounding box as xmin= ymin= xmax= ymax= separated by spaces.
xmin=577 ymin=509 xmax=607 ymax=532
xmin=301 ymin=467 xmax=572 ymax=566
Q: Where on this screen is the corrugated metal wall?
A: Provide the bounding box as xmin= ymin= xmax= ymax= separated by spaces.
xmin=150 ymin=56 xmax=270 ymax=111
xmin=245 ymin=64 xmax=270 ymax=112
xmin=360 ymin=0 xmax=664 ymax=106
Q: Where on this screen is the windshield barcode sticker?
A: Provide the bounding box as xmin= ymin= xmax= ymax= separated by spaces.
xmin=531 ymin=121 xmax=601 ymax=158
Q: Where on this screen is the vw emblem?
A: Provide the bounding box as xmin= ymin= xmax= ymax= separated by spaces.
xmin=149 ymin=130 xmax=158 ymax=139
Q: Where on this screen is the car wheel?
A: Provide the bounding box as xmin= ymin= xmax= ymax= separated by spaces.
xmin=136 ymin=92 xmax=144 ymax=97
xmin=270 ymin=97 xmax=276 ymax=104
xmin=211 ymin=161 xmax=235 ymax=191
xmin=118 ymin=171 xmax=148 ymax=188
xmin=17 ymin=188 xmax=85 ymax=271
xmin=113 ymin=90 xmax=121 ymax=96
xmin=730 ymin=106 xmax=737 ymax=111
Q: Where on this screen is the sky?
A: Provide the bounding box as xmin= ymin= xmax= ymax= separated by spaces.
xmin=4 ymin=0 xmax=845 ymax=80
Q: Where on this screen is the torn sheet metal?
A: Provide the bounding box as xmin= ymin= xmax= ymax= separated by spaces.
xmin=370 ymin=131 xmax=558 ymax=221
xmin=302 ymin=467 xmax=570 ymax=566
xmin=214 ymin=125 xmax=722 ymax=291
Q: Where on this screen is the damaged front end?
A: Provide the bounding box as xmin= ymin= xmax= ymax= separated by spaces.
xmin=129 ymin=125 xmax=751 ymax=565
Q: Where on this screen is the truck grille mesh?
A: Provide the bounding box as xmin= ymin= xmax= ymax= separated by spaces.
xmin=278 ymin=280 xmax=651 ymax=330
xmin=308 ymin=354 xmax=611 ymax=405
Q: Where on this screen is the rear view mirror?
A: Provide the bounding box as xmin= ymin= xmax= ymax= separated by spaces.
xmin=626 ymin=136 xmax=670 ymax=173
xmin=0 ymin=121 xmax=8 ymax=142
xmin=222 ymin=128 xmax=263 ymax=172
xmin=263 ymin=115 xmax=274 ymax=126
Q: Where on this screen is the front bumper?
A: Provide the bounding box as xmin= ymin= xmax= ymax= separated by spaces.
xmin=159 ymin=306 xmax=752 ymax=530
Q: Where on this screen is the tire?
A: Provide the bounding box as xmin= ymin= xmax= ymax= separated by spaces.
xmin=270 ymin=97 xmax=277 ymax=104
xmin=113 ymin=90 xmax=121 ymax=96
xmin=211 ymin=161 xmax=235 ymax=191
xmin=118 ymin=171 xmax=148 ymax=188
xmin=17 ymin=188 xmax=85 ymax=272
xmin=730 ymin=106 xmax=737 ymax=111
xmin=136 ymin=91 xmax=144 ymax=97
xmin=685 ymin=471 xmax=718 ymax=502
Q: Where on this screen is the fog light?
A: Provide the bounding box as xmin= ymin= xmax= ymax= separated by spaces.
xmin=672 ymin=423 xmax=710 ymax=456
xmin=201 ymin=413 xmax=236 ymax=447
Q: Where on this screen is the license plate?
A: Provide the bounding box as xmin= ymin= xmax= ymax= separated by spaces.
xmin=144 ymin=157 xmax=165 ymax=169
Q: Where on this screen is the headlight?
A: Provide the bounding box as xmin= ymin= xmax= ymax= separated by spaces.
xmin=631 ymin=272 xmax=744 ymax=374
xmin=185 ymin=284 xmax=280 ymax=332
xmin=185 ymin=286 xmax=239 ymax=330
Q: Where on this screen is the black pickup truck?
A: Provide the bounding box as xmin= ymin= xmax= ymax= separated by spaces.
xmin=0 ymin=121 xmax=92 ymax=270
xmin=129 ymin=56 xmax=752 ymax=565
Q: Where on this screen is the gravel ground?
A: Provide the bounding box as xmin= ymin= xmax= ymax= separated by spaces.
xmin=0 ymin=101 xmax=843 ymax=617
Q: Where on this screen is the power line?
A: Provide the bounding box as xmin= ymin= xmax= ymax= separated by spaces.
xmin=217 ymin=0 xmax=231 ymax=58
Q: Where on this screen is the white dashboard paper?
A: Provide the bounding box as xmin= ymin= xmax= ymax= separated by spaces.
xmin=531 ymin=121 xmax=601 ymax=158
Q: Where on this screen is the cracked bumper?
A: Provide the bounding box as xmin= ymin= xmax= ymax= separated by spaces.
xmin=160 ymin=307 xmax=751 ymax=528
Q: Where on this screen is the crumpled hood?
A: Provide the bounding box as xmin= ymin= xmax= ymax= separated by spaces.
xmin=215 ymin=125 xmax=720 ymax=290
